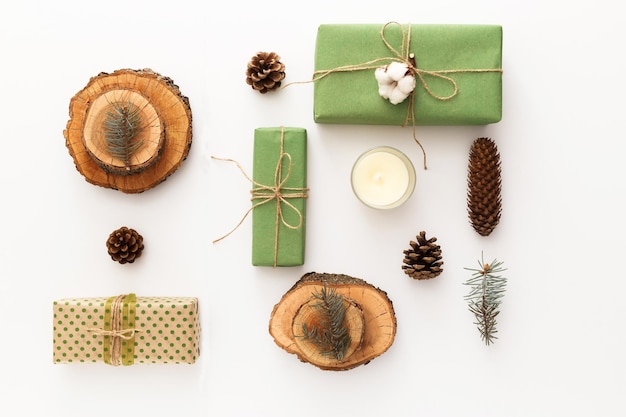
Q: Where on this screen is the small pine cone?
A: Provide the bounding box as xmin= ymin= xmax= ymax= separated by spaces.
xmin=402 ymin=231 xmax=443 ymax=280
xmin=245 ymin=51 xmax=286 ymax=93
xmin=467 ymin=137 xmax=502 ymax=236
xmin=106 ymin=226 xmax=144 ymax=264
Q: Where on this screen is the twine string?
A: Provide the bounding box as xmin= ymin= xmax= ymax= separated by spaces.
xmin=212 ymin=128 xmax=309 ymax=267
xmin=87 ymin=327 xmax=141 ymax=340
xmin=86 ymin=294 xmax=141 ymax=366
xmin=109 ymin=294 xmax=123 ymax=366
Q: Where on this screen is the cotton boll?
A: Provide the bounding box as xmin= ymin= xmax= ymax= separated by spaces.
xmin=388 ymin=88 xmax=409 ymax=105
xmin=386 ymin=62 xmax=409 ymax=81
xmin=396 ymin=75 xmax=416 ymax=95
xmin=375 ymin=67 xmax=392 ymax=84
xmin=378 ymin=84 xmax=393 ymax=99
xmin=375 ymin=61 xmax=415 ymax=105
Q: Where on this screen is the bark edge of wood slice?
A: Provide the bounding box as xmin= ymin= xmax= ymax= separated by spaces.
xmin=269 ymin=271 xmax=397 ymax=371
xmin=64 ymin=68 xmax=192 ymax=194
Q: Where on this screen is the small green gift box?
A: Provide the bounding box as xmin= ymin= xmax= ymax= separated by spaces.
xmin=53 ymin=294 xmax=201 ymax=365
xmin=252 ymin=127 xmax=308 ymax=267
xmin=313 ymin=23 xmax=503 ymax=126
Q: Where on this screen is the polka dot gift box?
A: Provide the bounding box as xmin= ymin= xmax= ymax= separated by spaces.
xmin=53 ymin=294 xmax=200 ymax=365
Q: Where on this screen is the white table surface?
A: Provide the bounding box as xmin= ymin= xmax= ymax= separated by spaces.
xmin=1 ymin=1 xmax=624 ymax=416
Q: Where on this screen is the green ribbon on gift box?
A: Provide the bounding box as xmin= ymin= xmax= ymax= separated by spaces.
xmin=88 ymin=293 xmax=138 ymax=366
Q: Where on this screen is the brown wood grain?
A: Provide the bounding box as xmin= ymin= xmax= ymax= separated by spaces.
xmin=270 ymin=272 xmax=396 ymax=371
xmin=64 ymin=68 xmax=192 ymax=193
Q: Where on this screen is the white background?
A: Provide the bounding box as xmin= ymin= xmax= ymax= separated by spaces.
xmin=1 ymin=1 xmax=624 ymax=416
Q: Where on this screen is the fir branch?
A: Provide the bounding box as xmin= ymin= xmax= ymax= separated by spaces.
xmin=103 ymin=100 xmax=144 ymax=166
xmin=463 ymin=254 xmax=507 ymax=345
xmin=300 ymin=285 xmax=352 ymax=360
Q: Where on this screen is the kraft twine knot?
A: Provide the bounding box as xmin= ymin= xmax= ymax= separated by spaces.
xmin=87 ymin=294 xmax=141 ymax=366
xmin=212 ymin=127 xmax=308 ymax=267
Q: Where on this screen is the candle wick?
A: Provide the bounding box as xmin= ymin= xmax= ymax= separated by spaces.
xmin=374 ymin=173 xmax=383 ymax=183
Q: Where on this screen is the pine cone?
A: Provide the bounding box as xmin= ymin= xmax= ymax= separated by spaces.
xmin=402 ymin=231 xmax=443 ymax=280
xmin=467 ymin=137 xmax=502 ymax=236
xmin=245 ymin=51 xmax=286 ymax=93
xmin=106 ymin=226 xmax=144 ymax=264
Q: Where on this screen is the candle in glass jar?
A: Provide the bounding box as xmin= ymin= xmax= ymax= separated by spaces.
xmin=351 ymin=146 xmax=416 ymax=209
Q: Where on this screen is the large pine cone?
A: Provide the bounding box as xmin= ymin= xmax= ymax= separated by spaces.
xmin=467 ymin=137 xmax=502 ymax=236
xmin=106 ymin=226 xmax=144 ymax=264
xmin=245 ymin=51 xmax=286 ymax=94
xmin=402 ymin=231 xmax=443 ymax=280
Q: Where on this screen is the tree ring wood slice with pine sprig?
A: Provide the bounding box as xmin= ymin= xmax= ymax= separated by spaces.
xmin=269 ymin=272 xmax=396 ymax=371
xmin=83 ymin=90 xmax=165 ymax=176
xmin=64 ymin=68 xmax=192 ymax=193
xmin=292 ymin=294 xmax=365 ymax=368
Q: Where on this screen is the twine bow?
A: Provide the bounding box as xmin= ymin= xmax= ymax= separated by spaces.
xmin=306 ymin=22 xmax=503 ymax=170
xmin=212 ymin=127 xmax=309 ymax=267
xmin=87 ymin=294 xmax=140 ymax=366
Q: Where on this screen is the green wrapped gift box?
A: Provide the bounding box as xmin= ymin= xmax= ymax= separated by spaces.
xmin=313 ymin=23 xmax=503 ymax=126
xmin=252 ymin=127 xmax=308 ymax=267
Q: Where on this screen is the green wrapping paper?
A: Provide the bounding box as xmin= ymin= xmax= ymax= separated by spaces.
xmin=252 ymin=127 xmax=307 ymax=266
xmin=313 ymin=23 xmax=503 ymax=126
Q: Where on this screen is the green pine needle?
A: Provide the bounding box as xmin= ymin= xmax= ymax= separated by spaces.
xmin=300 ymin=285 xmax=352 ymax=360
xmin=103 ymin=100 xmax=144 ymax=165
xmin=463 ymin=253 xmax=507 ymax=345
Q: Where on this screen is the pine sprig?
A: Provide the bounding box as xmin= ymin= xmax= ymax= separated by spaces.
xmin=300 ymin=285 xmax=352 ymax=360
xmin=463 ymin=254 xmax=507 ymax=345
xmin=103 ymin=100 xmax=144 ymax=166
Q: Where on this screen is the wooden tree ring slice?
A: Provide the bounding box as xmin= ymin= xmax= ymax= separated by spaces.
xmin=292 ymin=295 xmax=365 ymax=368
xmin=269 ymin=272 xmax=397 ymax=371
xmin=83 ymin=90 xmax=164 ymax=175
xmin=64 ymin=68 xmax=192 ymax=194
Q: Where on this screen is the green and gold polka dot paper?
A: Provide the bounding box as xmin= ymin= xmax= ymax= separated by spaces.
xmin=53 ymin=294 xmax=200 ymax=365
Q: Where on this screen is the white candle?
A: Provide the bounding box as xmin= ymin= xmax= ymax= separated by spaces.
xmin=351 ymin=146 xmax=416 ymax=209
